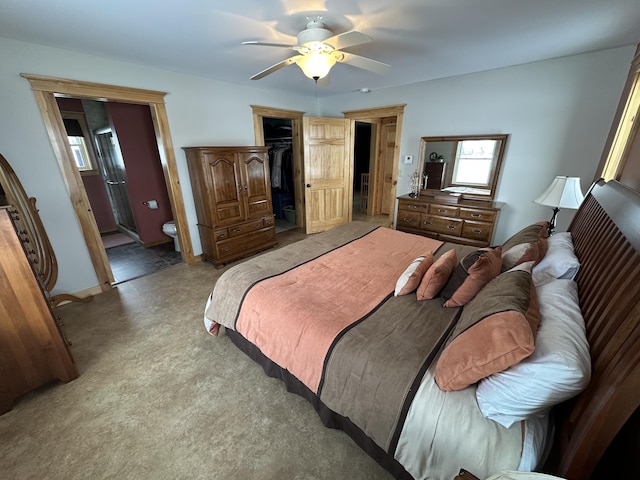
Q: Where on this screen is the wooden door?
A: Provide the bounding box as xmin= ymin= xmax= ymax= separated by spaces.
xmin=205 ymin=151 xmax=246 ymax=227
xmin=379 ymin=121 xmax=396 ymax=215
xmin=303 ymin=117 xmax=352 ymax=233
xmin=238 ymin=149 xmax=272 ymax=220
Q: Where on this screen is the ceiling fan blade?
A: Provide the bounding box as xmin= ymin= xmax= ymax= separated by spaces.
xmin=242 ymin=41 xmax=297 ymax=49
xmin=338 ymin=52 xmax=390 ymax=74
xmin=324 ymin=30 xmax=371 ymax=50
xmin=250 ymin=56 xmax=302 ymax=80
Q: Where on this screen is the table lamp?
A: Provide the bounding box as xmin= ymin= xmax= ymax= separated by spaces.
xmin=534 ymin=176 xmax=584 ymax=236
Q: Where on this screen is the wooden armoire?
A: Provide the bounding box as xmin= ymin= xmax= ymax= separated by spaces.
xmin=183 ymin=146 xmax=277 ymax=267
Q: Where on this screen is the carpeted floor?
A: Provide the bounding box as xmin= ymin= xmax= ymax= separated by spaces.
xmin=0 ymin=227 xmax=392 ymax=480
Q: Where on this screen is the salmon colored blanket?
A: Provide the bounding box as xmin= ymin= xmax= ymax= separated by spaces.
xmin=235 ymin=227 xmax=442 ymax=393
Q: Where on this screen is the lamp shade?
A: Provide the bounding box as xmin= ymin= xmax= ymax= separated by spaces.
xmin=296 ymin=51 xmax=337 ymax=79
xmin=534 ymin=176 xmax=584 ymax=209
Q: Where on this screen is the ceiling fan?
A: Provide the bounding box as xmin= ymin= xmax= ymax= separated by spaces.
xmin=242 ymin=17 xmax=390 ymax=82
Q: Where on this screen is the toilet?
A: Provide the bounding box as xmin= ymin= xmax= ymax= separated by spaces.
xmin=162 ymin=221 xmax=180 ymax=252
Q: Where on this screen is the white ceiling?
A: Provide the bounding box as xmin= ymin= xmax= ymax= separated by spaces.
xmin=2 ymin=0 xmax=639 ymax=98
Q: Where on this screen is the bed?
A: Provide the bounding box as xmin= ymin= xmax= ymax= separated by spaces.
xmin=203 ymin=179 xmax=640 ymax=480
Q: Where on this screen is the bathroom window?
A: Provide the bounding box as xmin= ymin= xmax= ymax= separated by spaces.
xmin=61 ymin=112 xmax=99 ymax=174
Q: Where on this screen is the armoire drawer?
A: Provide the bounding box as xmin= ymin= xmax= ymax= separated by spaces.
xmin=216 ymin=227 xmax=276 ymax=259
xmin=228 ymin=219 xmax=265 ymax=238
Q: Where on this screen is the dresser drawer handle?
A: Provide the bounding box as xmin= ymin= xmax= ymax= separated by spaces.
xmin=471 ymin=213 xmax=482 ymax=218
xmin=403 ymin=217 xmax=414 ymax=223
xmin=218 ymin=233 xmax=227 ymax=239
xmin=472 ymin=228 xmax=483 ymax=234
xmin=232 ymin=228 xmax=241 ymax=233
xmin=222 ymin=246 xmax=230 ymax=252
xmin=409 ymin=205 xmax=417 ymax=209
xmin=447 ymin=225 xmax=457 ymax=229
xmin=438 ymin=208 xmax=447 ymax=213
xmin=423 ymin=221 xmax=433 ymax=225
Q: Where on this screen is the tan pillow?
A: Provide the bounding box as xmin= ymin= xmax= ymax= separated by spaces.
xmin=441 ymin=247 xmax=503 ymax=307
xmin=395 ymin=254 xmax=434 ymax=296
xmin=416 ymin=249 xmax=457 ymax=300
xmin=435 ymin=263 xmax=540 ymax=391
xmin=501 ymin=222 xmax=549 ymax=270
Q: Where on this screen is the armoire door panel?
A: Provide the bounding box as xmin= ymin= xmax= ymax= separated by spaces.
xmin=207 ymin=155 xmax=245 ymax=225
xmin=240 ymin=152 xmax=272 ymax=219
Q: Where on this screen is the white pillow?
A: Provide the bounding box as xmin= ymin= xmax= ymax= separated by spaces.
xmin=475 ymin=278 xmax=591 ymax=428
xmin=394 ymin=256 xmax=429 ymax=296
xmin=532 ymin=232 xmax=580 ymax=286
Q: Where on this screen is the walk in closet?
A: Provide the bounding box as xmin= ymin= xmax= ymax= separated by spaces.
xmin=263 ymin=118 xmax=296 ymax=229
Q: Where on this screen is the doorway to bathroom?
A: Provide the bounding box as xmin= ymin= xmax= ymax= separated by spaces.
xmin=58 ymin=96 xmax=182 ymax=284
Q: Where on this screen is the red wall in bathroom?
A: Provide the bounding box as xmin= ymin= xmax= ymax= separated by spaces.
xmin=106 ymin=102 xmax=173 ymax=246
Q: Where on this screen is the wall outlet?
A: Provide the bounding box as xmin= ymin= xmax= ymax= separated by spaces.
xmin=403 ymin=155 xmax=413 ymax=164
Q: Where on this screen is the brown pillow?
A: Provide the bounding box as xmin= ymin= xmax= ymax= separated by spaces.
xmin=416 ymin=249 xmax=457 ymax=300
xmin=435 ymin=263 xmax=540 ymax=391
xmin=395 ymin=254 xmax=434 ymax=296
xmin=441 ymin=247 xmax=502 ymax=307
xmin=501 ymin=222 xmax=549 ymax=270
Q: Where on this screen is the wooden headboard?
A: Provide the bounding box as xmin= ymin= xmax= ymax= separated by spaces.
xmin=550 ymin=179 xmax=640 ymax=479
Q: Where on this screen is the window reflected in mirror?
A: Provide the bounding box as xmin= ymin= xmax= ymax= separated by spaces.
xmin=418 ymin=134 xmax=508 ymax=199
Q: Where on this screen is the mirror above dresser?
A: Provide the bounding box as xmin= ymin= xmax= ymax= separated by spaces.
xmin=417 ymin=134 xmax=509 ymax=200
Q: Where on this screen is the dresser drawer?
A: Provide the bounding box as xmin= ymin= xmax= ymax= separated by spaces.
xmin=398 ymin=199 xmax=428 ymax=214
xmin=397 ymin=210 xmax=422 ymax=228
xmin=429 ymin=204 xmax=460 ymax=217
xmin=459 ymin=207 xmax=496 ymax=223
xmin=228 ymin=219 xmax=265 ymax=238
xmin=461 ymin=220 xmax=493 ymax=242
xmin=421 ymin=215 xmax=463 ymax=236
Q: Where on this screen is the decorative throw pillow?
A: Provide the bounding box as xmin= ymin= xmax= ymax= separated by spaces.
xmin=435 ymin=262 xmax=540 ymax=391
xmin=476 ymin=278 xmax=590 ymax=427
xmin=416 ymin=249 xmax=457 ymax=300
xmin=532 ymin=232 xmax=580 ymax=286
xmin=501 ymin=222 xmax=549 ymax=271
xmin=394 ymin=254 xmax=434 ymax=296
xmin=441 ymin=247 xmax=502 ymax=307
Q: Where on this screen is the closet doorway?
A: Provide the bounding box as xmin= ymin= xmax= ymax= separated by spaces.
xmin=263 ymin=117 xmax=297 ymax=233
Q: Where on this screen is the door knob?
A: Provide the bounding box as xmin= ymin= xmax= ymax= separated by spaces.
xmin=306 ymin=183 xmax=311 ymax=187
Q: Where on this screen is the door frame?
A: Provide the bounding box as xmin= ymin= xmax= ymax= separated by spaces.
xmin=21 ymin=74 xmax=195 ymax=293
xmin=251 ymin=105 xmax=305 ymax=228
xmin=342 ymin=104 xmax=406 ymax=227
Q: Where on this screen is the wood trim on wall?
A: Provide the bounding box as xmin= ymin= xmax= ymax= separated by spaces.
xmin=21 ymin=74 xmax=195 ymax=293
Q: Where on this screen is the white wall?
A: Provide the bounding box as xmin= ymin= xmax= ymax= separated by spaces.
xmin=320 ymin=46 xmax=635 ymax=243
xmin=0 ymin=36 xmax=634 ymax=296
xmin=0 ymin=37 xmax=314 ymax=295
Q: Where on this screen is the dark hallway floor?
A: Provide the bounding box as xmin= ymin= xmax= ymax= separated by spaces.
xmin=105 ymin=241 xmax=182 ymax=284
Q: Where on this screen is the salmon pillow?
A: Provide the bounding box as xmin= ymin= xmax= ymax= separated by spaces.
xmin=435 ymin=262 xmax=540 ymax=391
xmin=416 ymin=249 xmax=457 ymax=300
xmin=501 ymin=222 xmax=549 ymax=271
xmin=441 ymin=247 xmax=502 ymax=307
xmin=395 ymin=254 xmax=434 ymax=296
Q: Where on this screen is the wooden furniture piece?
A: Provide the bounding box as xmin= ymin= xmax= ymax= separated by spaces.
xmin=423 ymin=162 xmax=446 ymax=190
xmin=0 ymin=154 xmax=92 ymax=306
xmin=183 ymin=146 xmax=277 ymax=267
xmin=396 ymin=193 xmax=502 ymax=247
xmin=0 ymin=207 xmax=78 ymax=415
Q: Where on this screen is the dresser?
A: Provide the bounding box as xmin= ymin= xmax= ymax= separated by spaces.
xmin=183 ymin=146 xmax=277 ymax=267
xmin=396 ymin=194 xmax=502 ymax=247
xmin=0 ymin=207 xmax=78 ymax=415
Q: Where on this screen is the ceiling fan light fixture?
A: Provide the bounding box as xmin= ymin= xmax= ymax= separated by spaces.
xmin=296 ymin=51 xmax=337 ymax=80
